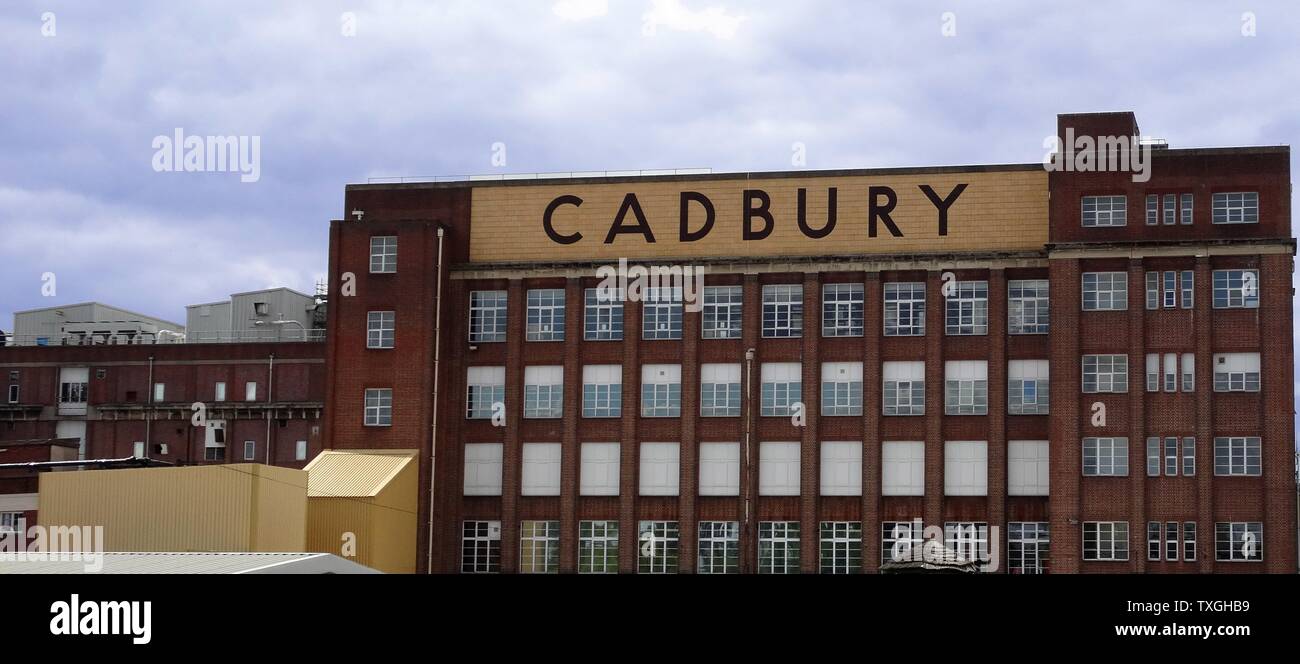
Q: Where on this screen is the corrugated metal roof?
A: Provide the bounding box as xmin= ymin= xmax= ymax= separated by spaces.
xmin=304 ymin=450 xmax=416 ymax=498
xmin=0 ymin=552 xmax=378 ymax=574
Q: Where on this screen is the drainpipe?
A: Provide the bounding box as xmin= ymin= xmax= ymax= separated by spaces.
xmin=145 ymin=355 xmax=154 ymax=457
xmin=265 ymin=353 xmax=275 ymax=464
xmin=743 ymin=347 xmax=755 ymax=562
xmin=427 ymin=227 xmax=445 ymax=574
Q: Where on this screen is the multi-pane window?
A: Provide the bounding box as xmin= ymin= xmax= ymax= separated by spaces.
xmin=469 ymin=291 xmax=508 ymax=342
xmin=1146 ymin=436 xmax=1196 ymax=477
xmin=521 ymin=443 xmax=561 ymax=496
xmin=463 ymin=443 xmax=504 ymax=496
xmin=366 ymin=311 xmax=395 ymax=349
xmin=1007 ymin=440 xmax=1049 ymax=496
xmin=758 ymin=521 xmax=801 ymax=574
xmin=642 ymin=287 xmax=683 ymax=340
xmin=1148 ymin=522 xmax=1191 ymax=562
xmin=820 ymin=521 xmax=862 ymax=574
xmin=525 ymin=289 xmax=565 ymax=341
xmin=1007 ymin=522 xmax=1050 ymax=574
xmin=1082 ymin=521 xmax=1129 ymax=561
xmin=1213 ymin=353 xmax=1261 ymax=392
xmin=1184 ymin=522 xmax=1198 ymax=562
xmin=1145 ymin=271 xmax=1193 ymax=310
xmin=363 ymin=388 xmax=392 ymax=426
xmin=1082 ymin=354 xmax=1128 ymax=393
xmin=580 ymin=443 xmax=620 ymax=496
xmin=884 ymin=282 xmax=926 ymax=336
xmin=1081 ymin=195 xmax=1127 ymax=227
xmin=701 ymin=285 xmax=742 ymax=339
xmin=1163 ymin=193 xmax=1177 ymax=225
xmin=944 ymin=441 xmax=989 ymax=496
xmin=882 ymin=442 xmax=925 ymax=496
xmin=821 ymin=362 xmax=863 ymax=416
xmin=1212 ymin=270 xmax=1260 ymax=309
xmin=461 ymin=520 xmax=501 ymax=573
xmin=881 ymin=520 xmax=923 ymax=566
xmin=519 ymin=520 xmax=560 ymax=573
xmin=1081 ymin=272 xmax=1127 ymax=311
xmin=759 ymin=442 xmax=801 ymax=496
xmin=697 ymin=521 xmax=740 ymax=574
xmin=0 ymin=511 xmax=24 ymax=535
xmin=944 ymin=522 xmax=990 ymax=568
xmin=822 ymin=283 xmax=863 ymax=337
xmin=1165 ymin=522 xmax=1180 ymax=561
xmin=637 ymin=521 xmax=680 ymax=574
xmin=1146 ymin=193 xmax=1195 ymax=226
xmin=820 ymin=442 xmax=862 ymax=496
xmin=1083 ymin=437 xmax=1129 ymax=476
xmin=578 ymin=521 xmax=619 ymax=573
xmin=1215 ymin=522 xmax=1263 ymax=562
xmin=1146 ymin=522 xmax=1161 ymax=561
xmin=698 ymin=443 xmax=740 ymax=496
xmin=581 ymin=365 xmax=622 ymax=418
xmin=760 ymin=363 xmax=802 ymax=417
xmin=1145 ymin=194 xmax=1158 ymax=226
xmin=1145 ymin=353 xmax=1194 ymax=393
xmin=640 ymin=364 xmax=681 ymax=417
xmin=1211 ymin=192 xmax=1259 ymax=224
xmin=584 ymin=287 xmax=624 ymax=341
xmin=699 ymin=363 xmax=741 ymax=417
xmin=1213 ymin=437 xmax=1261 ymax=476
xmin=1008 ymin=279 xmax=1049 ymax=334
xmin=944 ymin=281 xmax=988 ymax=335
xmin=369 ymin=236 xmax=396 ymax=273
xmin=465 ymin=366 xmax=505 ymax=419
xmin=1180 ymin=193 xmax=1194 ymax=225
xmin=523 ymin=366 xmax=563 ymax=418
xmin=882 ymin=361 xmax=925 ymax=416
xmin=1008 ymin=360 xmax=1049 ymax=415
xmin=762 ymin=284 xmax=803 ymax=338
xmin=944 ymin=361 xmax=987 ymax=415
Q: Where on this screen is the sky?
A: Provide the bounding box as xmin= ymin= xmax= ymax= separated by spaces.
xmin=1 ymin=1 xmax=1297 ymax=417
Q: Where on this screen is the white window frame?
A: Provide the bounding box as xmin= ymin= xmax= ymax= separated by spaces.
xmin=701 ymin=285 xmax=742 ymax=339
xmin=1082 ymin=521 xmax=1129 ymax=561
xmin=1081 ymin=195 xmax=1127 ymax=227
xmin=366 ymin=311 xmax=395 ymax=349
xmin=1081 ymin=272 xmax=1128 ymax=311
xmin=637 ymin=520 xmax=680 ymax=574
xmin=581 ymin=365 xmax=622 ymax=418
xmin=578 ymin=520 xmax=619 ymax=574
xmin=363 ymin=388 xmax=392 ymax=426
xmin=1008 ymin=360 xmax=1049 ymax=415
xmin=1082 ymin=354 xmax=1128 ymax=393
xmin=760 ymin=362 xmax=802 ymax=417
xmin=469 ymin=290 xmax=508 ymax=343
xmin=944 ymin=360 xmax=987 ymax=415
xmin=944 ymin=281 xmax=988 ymax=335
xmin=1215 ymin=522 xmax=1263 ymax=562
xmin=758 ymin=521 xmax=801 ymax=574
xmin=640 ymin=364 xmax=681 ymax=417
xmin=1211 ymin=192 xmax=1259 ymax=225
xmin=883 ymin=282 xmax=926 ymax=336
xmin=697 ymin=521 xmax=740 ymax=575
xmin=519 ymin=520 xmax=560 ymax=574
xmin=466 ymin=366 xmax=505 ymax=419
xmin=523 ymin=365 xmax=563 ymax=419
xmin=699 ymin=363 xmax=741 ymax=417
xmin=822 ymin=283 xmax=864 ymax=337
xmin=1212 ymin=269 xmax=1260 ymax=309
xmin=762 ymin=284 xmax=803 ymax=338
xmin=883 ymin=361 xmax=925 ymax=416
xmin=461 ymin=520 xmax=501 ymax=574
xmin=1213 ymin=437 xmax=1261 ymax=476
xmin=525 ymin=288 xmax=565 ymax=342
xmin=1008 ymin=279 xmax=1049 ymax=334
xmin=583 ymin=287 xmax=624 ymax=341
xmin=1007 ymin=522 xmax=1050 ymax=574
xmin=369 ymin=235 xmax=396 ymax=273
xmin=1213 ymin=353 xmax=1261 ymax=392
xmin=1083 ymin=437 xmax=1129 ymax=476
xmin=820 ymin=362 xmax=862 ymax=417
xmin=642 ymin=287 xmax=683 ymax=340
xmin=821 ymin=521 xmax=863 ymax=574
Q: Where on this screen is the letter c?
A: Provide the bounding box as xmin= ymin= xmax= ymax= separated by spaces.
xmin=543 ymin=195 xmax=583 ymax=244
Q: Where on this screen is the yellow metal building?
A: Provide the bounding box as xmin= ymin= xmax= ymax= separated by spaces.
xmin=304 ymin=449 xmax=418 ymax=574
xmin=37 ymin=463 xmax=307 ymax=553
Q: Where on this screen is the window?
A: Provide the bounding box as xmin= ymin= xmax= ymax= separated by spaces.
xmin=1180 ymin=193 xmax=1193 ymax=225
xmin=944 ymin=360 xmax=987 ymax=415
xmin=1163 ymin=194 xmax=1176 ymax=225
xmin=759 ymin=441 xmax=800 ymax=496
xmin=760 ymin=362 xmax=802 ymax=417
xmin=1083 ymin=437 xmax=1129 ymax=476
xmin=6 ymin=384 xmax=18 ymax=404
xmin=759 ymin=522 xmax=801 ymax=574
xmin=1162 ymin=271 xmax=1176 ymax=308
xmin=469 ymin=291 xmax=508 ymax=342
xmin=294 ymin=440 xmax=307 ymax=462
xmin=245 ymin=381 xmax=257 ymax=401
xmin=637 ymin=521 xmax=679 ymax=574
xmin=204 ymin=422 xmax=226 ymax=461
xmin=369 ymin=236 xmax=396 ymax=273
xmin=822 ymin=283 xmax=863 ymax=337
xmin=1008 ymin=440 xmax=1049 ymax=496
xmin=237 ymin=440 xmax=253 ymax=460
xmin=882 ymin=441 xmax=924 ymax=496
xmin=638 ymin=443 xmax=680 ymax=496
xmin=1147 ymin=437 xmax=1195 ymax=477
xmin=821 ymin=362 xmax=862 ymax=416
xmin=698 ymin=442 xmax=740 ymax=496
xmin=701 ymin=285 xmax=742 ymax=338
xmin=820 ymin=441 xmax=862 ymax=496
xmin=521 ymin=443 xmax=561 ymax=496
xmin=579 ymin=521 xmax=619 ymax=574
xmin=1212 ymin=270 xmax=1259 ymax=309
xmin=881 ymin=520 xmax=922 ymax=566
xmin=697 ymin=522 xmax=740 ymax=574
xmin=1082 ymin=522 xmax=1129 ymax=561
xmin=642 ymin=287 xmax=683 ymax=340
xmin=1213 ymin=353 xmax=1261 ymax=392
xmin=523 ymin=366 xmax=563 ymax=419
xmin=884 ymin=282 xmax=926 ymax=336
xmin=1180 ymin=270 xmax=1194 ymax=308
xmin=1007 ymin=522 xmax=1050 ymax=574
xmin=525 ymin=289 xmax=565 ymax=341
xmin=1145 ymin=272 xmax=1158 ymax=310
xmin=699 ymin=363 xmax=741 ymax=417
xmin=1165 ymin=522 xmax=1180 ymax=561
xmin=1215 ymin=522 xmax=1263 ymax=562
xmin=1184 ymin=522 xmax=1197 ymax=561
xmin=1008 ymin=279 xmax=1049 ymax=334
xmin=214 ymin=382 xmax=226 ymax=402
xmin=640 ymin=364 xmax=681 ymax=417
xmin=462 ymin=521 xmax=501 ymax=573
xmin=1081 ymin=195 xmax=1126 ymax=227
xmin=1082 ymin=354 xmax=1128 ymax=393
xmin=820 ymin=521 xmax=862 ymax=574
xmin=59 ymin=376 xmax=87 ymax=406
xmin=1181 ymin=354 xmax=1195 ymax=392
xmin=1147 ymin=522 xmax=1161 ymax=561
xmin=519 ymin=521 xmax=560 ymax=574
xmin=253 ymin=301 xmax=269 ymax=317
xmin=0 ymin=512 xmax=24 ymax=535
xmin=1145 ymin=194 xmax=1158 ymax=226
xmin=581 ymin=365 xmax=622 ymax=418
xmin=762 ymin=284 xmax=803 ymax=338
xmin=1081 ymin=272 xmax=1127 ymax=311
xmin=1211 ymin=192 xmax=1259 ymax=224
xmin=579 ymin=442 xmax=620 ymax=496
xmin=944 ymin=441 xmax=988 ymax=496
xmin=364 ymin=311 xmax=396 ymax=349
xmin=1146 ymin=353 xmax=1194 ymax=393
xmin=363 ymin=388 xmax=392 ymax=426
xmin=134 ymin=441 xmax=146 ymax=459
xmin=153 ymin=383 xmax=166 ymax=403
xmin=883 ymin=361 xmax=925 ymax=415
xmin=1008 ymin=360 xmax=1049 ymax=415
xmin=944 ymin=522 xmax=990 ymax=567
xmin=944 ymin=281 xmax=988 ymax=335
xmin=1146 ymin=271 xmax=1194 ymax=310
xmin=1214 ymin=437 xmax=1261 ymax=476
xmin=466 ymin=366 xmax=505 ymax=419
xmin=584 ymin=287 xmax=624 ymax=340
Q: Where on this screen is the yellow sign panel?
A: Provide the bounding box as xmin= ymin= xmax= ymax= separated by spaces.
xmin=470 ymin=169 xmax=1047 ymax=263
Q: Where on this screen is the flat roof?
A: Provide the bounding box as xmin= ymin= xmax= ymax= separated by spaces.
xmin=0 ymin=552 xmax=379 ymax=574
xmin=12 ymin=302 xmax=183 ymax=328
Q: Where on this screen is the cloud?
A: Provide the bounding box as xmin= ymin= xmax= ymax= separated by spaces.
xmin=641 ymin=0 xmax=745 ymax=39
xmin=552 ymin=0 xmax=609 ymax=21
